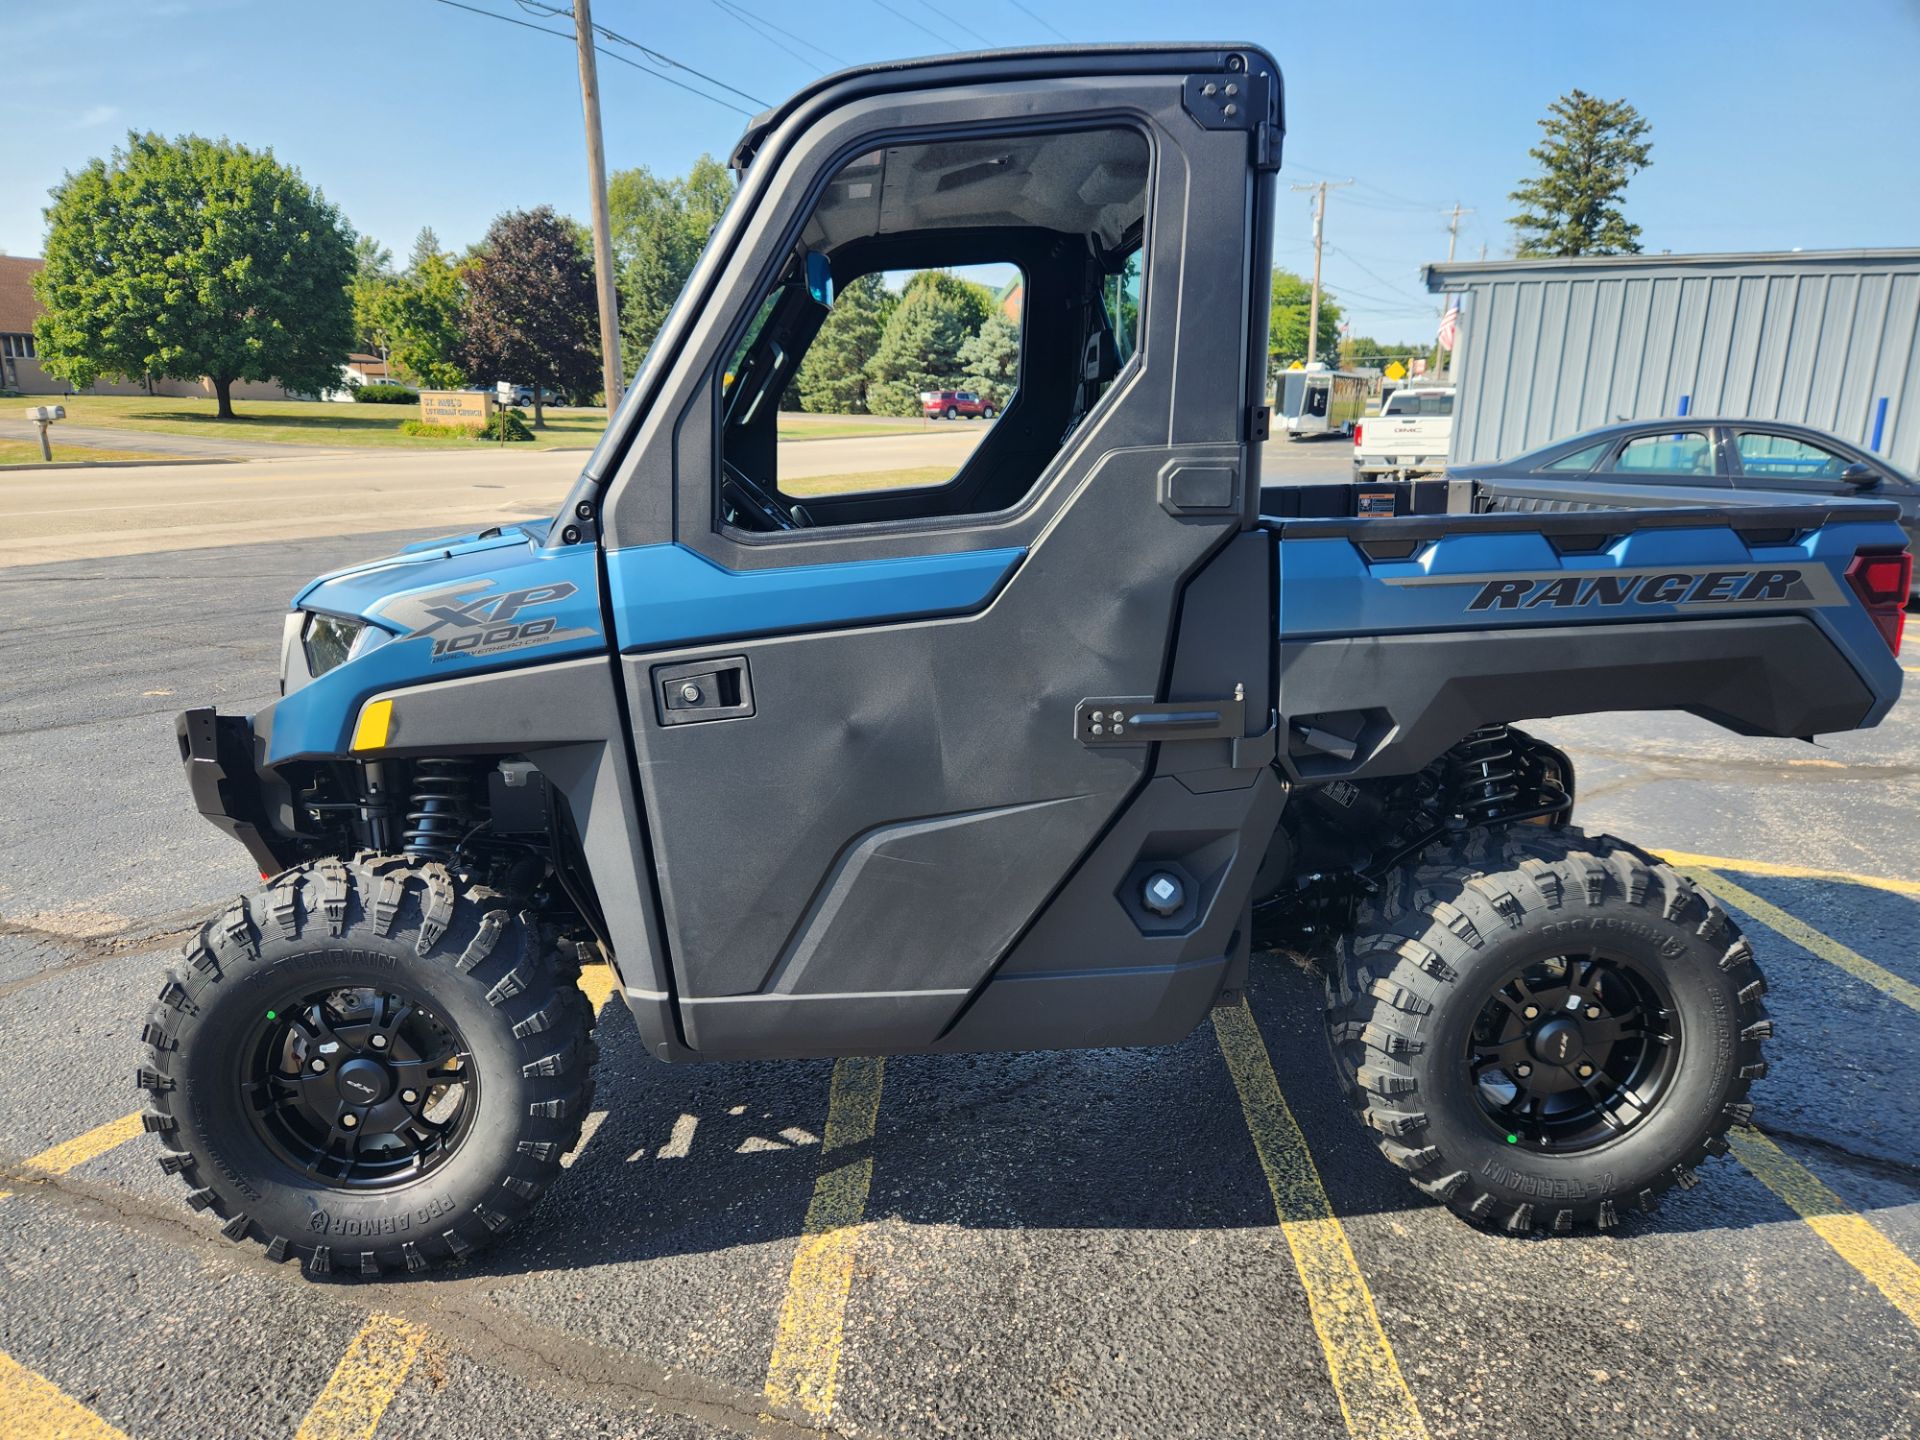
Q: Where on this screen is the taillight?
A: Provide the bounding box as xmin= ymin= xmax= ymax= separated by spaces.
xmin=1353 ymin=423 xmax=1363 ymax=447
xmin=1845 ymin=548 xmax=1912 ymax=655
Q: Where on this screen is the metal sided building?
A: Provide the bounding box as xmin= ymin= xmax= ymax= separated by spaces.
xmin=1423 ymin=248 xmax=1920 ymax=472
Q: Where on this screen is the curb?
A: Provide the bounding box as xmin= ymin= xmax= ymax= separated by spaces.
xmin=0 ymin=456 xmax=238 ymax=472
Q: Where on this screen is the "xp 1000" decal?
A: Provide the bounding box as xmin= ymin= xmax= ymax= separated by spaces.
xmin=1384 ymin=564 xmax=1846 ymax=612
xmin=383 ymin=580 xmax=598 ymax=661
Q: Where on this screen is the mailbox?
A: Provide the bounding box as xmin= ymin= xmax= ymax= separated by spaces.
xmin=24 ymin=405 xmax=65 ymax=423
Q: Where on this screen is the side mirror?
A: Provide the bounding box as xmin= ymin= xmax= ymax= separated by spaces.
xmin=1840 ymin=462 xmax=1881 ymax=490
xmin=804 ymin=250 xmax=834 ymax=307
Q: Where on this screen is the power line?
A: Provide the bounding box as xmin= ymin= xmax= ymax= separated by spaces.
xmin=1324 ymin=245 xmax=1429 ymax=303
xmin=513 ymin=0 xmax=769 ymax=106
xmin=424 ymin=0 xmax=756 ymax=113
xmin=710 ymin=0 xmax=847 ymax=69
xmin=1007 ymin=0 xmax=1068 ymax=40
xmin=866 ymin=0 xmax=967 ymax=50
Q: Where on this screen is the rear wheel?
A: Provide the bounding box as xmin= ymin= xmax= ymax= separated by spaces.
xmin=1325 ymin=828 xmax=1768 ymax=1231
xmin=944 ymin=405 xmax=958 ymax=419
xmin=139 ymin=853 xmax=596 ymax=1276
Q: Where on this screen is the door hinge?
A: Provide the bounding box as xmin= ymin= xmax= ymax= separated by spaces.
xmin=1254 ymin=120 xmax=1283 ymax=171
xmin=1251 ymin=404 xmax=1271 ymax=442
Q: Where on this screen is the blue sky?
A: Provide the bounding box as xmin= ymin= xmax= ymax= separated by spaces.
xmin=6 ymin=0 xmax=1918 ymax=343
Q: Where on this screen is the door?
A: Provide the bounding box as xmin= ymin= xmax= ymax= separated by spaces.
xmin=592 ymin=49 xmax=1283 ymax=1058
xmin=1594 ymin=427 xmax=1729 ymax=488
xmin=1727 ymin=427 xmax=1862 ymax=498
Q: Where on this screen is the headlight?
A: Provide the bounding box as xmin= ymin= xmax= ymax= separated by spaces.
xmin=301 ymin=613 xmax=392 ymax=678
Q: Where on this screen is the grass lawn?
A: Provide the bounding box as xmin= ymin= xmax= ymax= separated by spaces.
xmin=784 ymin=465 xmax=953 ymax=497
xmin=777 ymin=414 xmax=935 ymax=440
xmin=35 ymin=395 xmax=608 ymax=450
xmin=0 ymin=438 xmax=186 ymax=465
xmin=31 ymin=395 xmax=935 ymax=452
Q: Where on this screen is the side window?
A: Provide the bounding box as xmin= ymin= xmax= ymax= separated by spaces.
xmin=1607 ymin=431 xmax=1714 ymax=475
xmin=1735 ymin=432 xmax=1849 ymax=480
xmin=1542 ymin=440 xmax=1609 ymax=472
xmin=714 ymin=126 xmax=1150 ymax=533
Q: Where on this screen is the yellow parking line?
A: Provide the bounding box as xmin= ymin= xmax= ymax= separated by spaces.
xmin=578 ymin=962 xmax=618 ymax=1015
xmin=1678 ymin=865 xmax=1920 ymax=1014
xmin=1212 ymin=1002 xmax=1430 ymax=1440
xmin=1730 ymin=1128 xmax=1920 ymax=1332
xmin=0 ymin=1111 xmax=145 ymax=1202
xmin=1656 ymin=849 xmax=1920 ymax=898
xmin=0 ymin=1348 xmax=130 ymax=1440
xmin=762 ymin=1056 xmax=885 ymax=1426
xmin=293 ymin=1314 xmax=428 ymax=1440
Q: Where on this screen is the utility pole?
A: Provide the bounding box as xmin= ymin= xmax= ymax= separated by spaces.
xmin=574 ymin=0 xmax=624 ymax=413
xmin=1290 ymin=179 xmax=1351 ymax=368
xmin=1444 ymin=202 xmax=1476 ymax=262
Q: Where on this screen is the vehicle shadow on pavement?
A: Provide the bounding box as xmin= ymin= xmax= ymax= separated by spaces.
xmin=388 ymin=917 xmax=1920 ymax=1284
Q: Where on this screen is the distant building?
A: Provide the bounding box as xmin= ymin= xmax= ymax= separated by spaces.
xmin=0 ymin=254 xmax=301 ymax=401
xmin=1424 ymin=248 xmax=1920 ymax=473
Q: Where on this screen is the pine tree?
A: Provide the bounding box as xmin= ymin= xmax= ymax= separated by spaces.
xmin=957 ymin=309 xmax=1020 ymax=407
xmin=796 ymin=273 xmax=893 ymax=413
xmin=863 ymin=271 xmax=991 ymax=416
xmin=1509 ymin=90 xmax=1653 ymax=257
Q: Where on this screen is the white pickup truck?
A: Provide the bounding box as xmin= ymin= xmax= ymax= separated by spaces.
xmin=1352 ymin=385 xmax=1454 ymax=477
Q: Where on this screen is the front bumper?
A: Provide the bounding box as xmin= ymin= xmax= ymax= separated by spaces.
xmin=176 ymin=707 xmax=297 ymax=876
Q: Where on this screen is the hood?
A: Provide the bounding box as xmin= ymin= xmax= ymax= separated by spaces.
xmin=293 ymin=520 xmax=553 ymax=623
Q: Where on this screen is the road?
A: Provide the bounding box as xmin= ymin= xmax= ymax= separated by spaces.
xmin=2 ymin=454 xmax=1916 ymax=1439
xmin=0 ymin=426 xmax=1349 ymax=569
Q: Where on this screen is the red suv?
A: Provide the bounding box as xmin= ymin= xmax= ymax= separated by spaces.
xmin=920 ymin=389 xmax=995 ymax=420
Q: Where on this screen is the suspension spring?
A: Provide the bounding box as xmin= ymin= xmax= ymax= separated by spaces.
xmin=402 ymin=758 xmax=476 ymax=861
xmin=1448 ymin=724 xmax=1521 ymax=822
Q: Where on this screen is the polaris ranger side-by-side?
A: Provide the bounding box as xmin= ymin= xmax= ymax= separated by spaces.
xmin=146 ymin=45 xmax=1910 ymax=1275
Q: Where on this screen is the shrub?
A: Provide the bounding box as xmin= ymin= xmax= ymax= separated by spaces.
xmin=399 ymin=420 xmax=482 ymax=439
xmin=352 ymin=383 xmax=417 ymax=404
xmin=480 ymin=408 xmax=533 ymax=442
xmin=397 ymin=409 xmax=533 ymax=442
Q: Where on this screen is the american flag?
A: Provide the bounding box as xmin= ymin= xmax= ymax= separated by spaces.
xmin=1436 ymin=299 xmax=1461 ymax=352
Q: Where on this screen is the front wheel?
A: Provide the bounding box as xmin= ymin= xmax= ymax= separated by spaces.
xmin=981 ymin=406 xmax=995 ymax=420
xmin=1325 ymin=829 xmax=1768 ymax=1232
xmin=139 ymin=854 xmax=597 ymax=1276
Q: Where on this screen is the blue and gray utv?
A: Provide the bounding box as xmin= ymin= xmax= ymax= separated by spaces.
xmin=144 ymin=45 xmax=1911 ymax=1275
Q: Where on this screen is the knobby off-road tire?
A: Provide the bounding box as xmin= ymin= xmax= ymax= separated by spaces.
xmin=1325 ymin=827 xmax=1769 ymax=1233
xmin=139 ymin=853 xmax=597 ymax=1276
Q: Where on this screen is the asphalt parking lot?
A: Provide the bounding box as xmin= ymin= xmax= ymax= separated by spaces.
xmin=2 ymin=467 xmax=1918 ymax=1438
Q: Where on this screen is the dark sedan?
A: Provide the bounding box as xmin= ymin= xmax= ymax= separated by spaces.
xmin=1451 ymin=418 xmax=1920 ymax=599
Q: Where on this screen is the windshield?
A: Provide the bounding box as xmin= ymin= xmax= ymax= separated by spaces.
xmin=1384 ymin=391 xmax=1453 ymax=417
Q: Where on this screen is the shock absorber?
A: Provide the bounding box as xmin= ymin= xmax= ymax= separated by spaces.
xmin=1448 ymin=724 xmax=1521 ymax=822
xmin=402 ymin=758 xmax=476 ymax=861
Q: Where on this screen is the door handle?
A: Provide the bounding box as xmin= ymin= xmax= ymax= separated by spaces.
xmin=1075 ymin=685 xmax=1246 ymax=744
xmin=653 ymin=656 xmax=755 ymax=726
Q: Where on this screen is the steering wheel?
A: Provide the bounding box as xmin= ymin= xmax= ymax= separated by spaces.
xmin=720 ymin=460 xmax=814 ymax=532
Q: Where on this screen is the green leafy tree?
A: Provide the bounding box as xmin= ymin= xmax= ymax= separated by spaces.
xmin=957 ymin=308 xmax=1021 ymax=407
xmin=608 ymin=154 xmax=735 ymax=379
xmin=1268 ymin=267 xmax=1341 ymax=379
xmin=1339 ymin=334 xmax=1423 ymax=370
xmin=34 ymin=132 xmax=355 ymax=416
xmin=795 ymin=273 xmax=893 ymax=413
xmin=864 ymin=271 xmax=992 ymax=416
xmin=1509 ymin=90 xmax=1653 ymax=257
xmin=458 ymin=206 xmax=600 ymax=426
xmin=360 ymin=252 xmax=469 ymax=389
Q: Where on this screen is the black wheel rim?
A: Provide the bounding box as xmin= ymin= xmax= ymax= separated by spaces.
xmin=241 ymin=985 xmax=479 ymax=1190
xmin=1466 ymin=953 xmax=1679 ymax=1153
